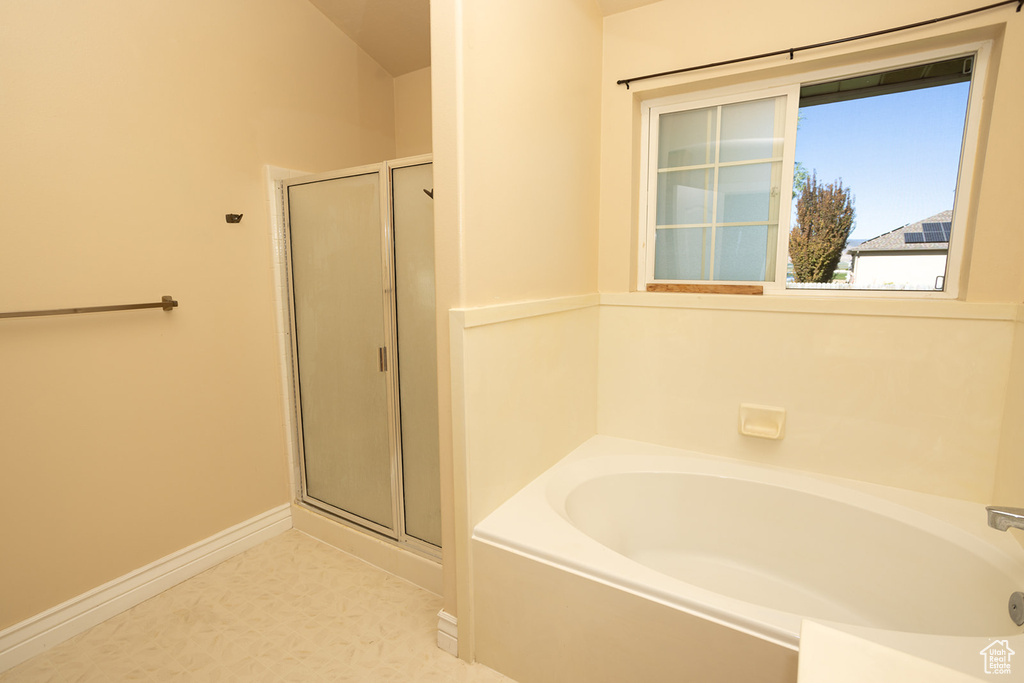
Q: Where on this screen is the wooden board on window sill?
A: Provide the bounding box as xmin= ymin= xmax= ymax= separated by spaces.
xmin=647 ymin=283 xmax=764 ymax=295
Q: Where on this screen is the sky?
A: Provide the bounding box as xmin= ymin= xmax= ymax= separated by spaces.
xmin=792 ymin=81 xmax=971 ymax=239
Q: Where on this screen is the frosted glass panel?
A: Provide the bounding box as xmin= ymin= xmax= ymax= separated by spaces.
xmin=288 ymin=173 xmax=394 ymax=531
xmin=720 ymin=98 xmax=779 ymax=162
xmin=650 ymin=94 xmax=784 ymax=284
xmin=658 ymin=107 xmax=717 ymax=168
xmin=657 ymin=169 xmax=713 ymax=226
xmin=716 ymin=163 xmax=774 ymax=223
xmin=715 ymin=225 xmax=769 ymax=281
xmin=654 ymin=228 xmax=710 ymax=280
xmin=392 ymin=163 xmax=441 ymax=547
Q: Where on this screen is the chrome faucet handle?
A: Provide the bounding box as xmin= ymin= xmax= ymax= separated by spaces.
xmin=986 ymin=506 xmax=1024 ymax=531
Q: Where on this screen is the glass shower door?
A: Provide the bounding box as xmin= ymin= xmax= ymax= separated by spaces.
xmin=391 ymin=162 xmax=441 ymax=547
xmin=287 ymin=170 xmax=397 ymax=533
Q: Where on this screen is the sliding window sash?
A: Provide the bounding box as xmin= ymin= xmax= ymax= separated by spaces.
xmin=640 ymin=85 xmax=800 ymax=291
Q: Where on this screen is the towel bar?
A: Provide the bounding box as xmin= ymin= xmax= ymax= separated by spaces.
xmin=0 ymin=296 xmax=178 ymax=320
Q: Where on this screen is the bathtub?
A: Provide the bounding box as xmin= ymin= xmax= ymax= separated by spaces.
xmin=472 ymin=436 xmax=1024 ymax=682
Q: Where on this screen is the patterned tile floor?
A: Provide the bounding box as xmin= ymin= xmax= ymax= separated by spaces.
xmin=1 ymin=530 xmax=512 ymax=682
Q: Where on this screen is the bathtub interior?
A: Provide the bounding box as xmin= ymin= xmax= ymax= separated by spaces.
xmin=474 ymin=435 xmax=1024 ymax=650
xmin=563 ymin=471 xmax=1021 ymax=637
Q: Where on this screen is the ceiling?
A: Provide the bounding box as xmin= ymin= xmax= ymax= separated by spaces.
xmin=307 ymin=0 xmax=661 ymax=78
xmin=596 ymin=0 xmax=661 ymax=15
xmin=308 ymin=0 xmax=432 ymax=77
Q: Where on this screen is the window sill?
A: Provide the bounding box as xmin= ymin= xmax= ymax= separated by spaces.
xmin=603 ymin=291 xmax=1019 ymax=322
xmin=647 ymin=283 xmax=763 ymax=295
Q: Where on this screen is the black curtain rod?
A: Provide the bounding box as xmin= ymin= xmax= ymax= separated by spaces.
xmin=617 ymin=0 xmax=1021 ymax=89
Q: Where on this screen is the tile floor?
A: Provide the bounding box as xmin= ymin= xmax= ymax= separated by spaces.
xmin=0 ymin=530 xmax=512 ymax=682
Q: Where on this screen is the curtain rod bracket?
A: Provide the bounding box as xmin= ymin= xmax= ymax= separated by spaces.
xmin=789 ymin=48 xmax=795 ymax=60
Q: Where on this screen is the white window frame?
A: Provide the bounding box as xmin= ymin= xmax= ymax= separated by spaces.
xmin=637 ymin=39 xmax=991 ymax=299
xmin=642 ymin=86 xmax=800 ymax=288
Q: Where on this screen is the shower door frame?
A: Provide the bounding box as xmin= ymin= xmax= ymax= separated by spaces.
xmin=281 ymin=155 xmax=439 ymax=559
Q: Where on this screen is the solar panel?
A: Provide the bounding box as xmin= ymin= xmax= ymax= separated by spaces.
xmin=904 ymin=232 xmax=926 ymax=243
xmin=921 ymin=221 xmax=952 ymax=242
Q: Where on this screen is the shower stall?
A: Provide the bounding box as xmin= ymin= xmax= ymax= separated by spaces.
xmin=283 ymin=156 xmax=440 ymax=555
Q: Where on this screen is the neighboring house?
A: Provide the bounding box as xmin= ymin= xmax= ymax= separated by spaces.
xmin=849 ymin=210 xmax=953 ymax=290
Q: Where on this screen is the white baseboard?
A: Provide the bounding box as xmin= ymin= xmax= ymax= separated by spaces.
xmin=0 ymin=503 xmax=292 ymax=674
xmin=437 ymin=609 xmax=458 ymax=657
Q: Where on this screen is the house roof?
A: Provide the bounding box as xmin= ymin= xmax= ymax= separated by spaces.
xmin=849 ymin=210 xmax=953 ymax=254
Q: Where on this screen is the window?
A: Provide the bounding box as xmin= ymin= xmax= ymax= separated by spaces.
xmin=639 ymin=43 xmax=987 ymax=297
xmin=652 ymin=96 xmax=786 ymax=282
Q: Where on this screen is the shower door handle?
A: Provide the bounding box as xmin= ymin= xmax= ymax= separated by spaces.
xmin=378 ymin=347 xmax=388 ymax=373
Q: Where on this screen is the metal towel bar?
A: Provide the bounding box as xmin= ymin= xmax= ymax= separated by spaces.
xmin=0 ymin=295 xmax=178 ymax=320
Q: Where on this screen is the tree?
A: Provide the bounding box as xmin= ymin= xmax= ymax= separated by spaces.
xmin=792 ymin=161 xmax=809 ymax=199
xmin=789 ymin=172 xmax=854 ymax=283
xmin=792 ymin=113 xmax=808 ymax=198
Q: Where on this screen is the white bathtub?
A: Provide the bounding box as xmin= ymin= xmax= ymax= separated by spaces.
xmin=473 ymin=436 xmax=1024 ymax=656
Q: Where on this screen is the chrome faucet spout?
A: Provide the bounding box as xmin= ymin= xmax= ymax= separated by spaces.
xmin=987 ymin=506 xmax=1024 ymax=532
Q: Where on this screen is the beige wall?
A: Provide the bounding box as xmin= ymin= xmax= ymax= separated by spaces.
xmin=450 ymin=0 xmax=603 ymax=519
xmin=994 ymin=317 xmax=1024 ymax=545
xmin=429 ymin=0 xmax=463 ymax=624
xmin=459 ymin=0 xmax=602 ymax=306
xmin=0 ymin=0 xmax=397 ymax=630
xmin=592 ymin=1 xmax=1024 ymax=502
xmin=453 ymin=301 xmax=599 ymax=528
xmin=990 ymin=12 xmax=1024 ymax=537
xmin=432 ymin=0 xmax=604 ymax=658
xmin=395 ymin=67 xmax=433 ymax=158
xmin=598 ymin=298 xmax=1014 ymax=502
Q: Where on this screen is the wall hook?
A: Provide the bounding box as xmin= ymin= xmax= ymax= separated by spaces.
xmin=225 ymin=214 xmax=243 ymax=223
xmin=423 ymin=189 xmax=434 ymax=199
